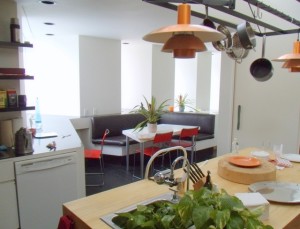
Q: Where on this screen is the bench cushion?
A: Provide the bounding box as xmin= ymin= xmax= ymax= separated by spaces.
xmin=92 ymin=135 xmax=138 ymax=146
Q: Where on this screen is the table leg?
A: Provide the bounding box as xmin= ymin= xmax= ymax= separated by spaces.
xmin=140 ymin=142 xmax=144 ymax=179
xmin=126 ymin=136 xmax=129 ymax=171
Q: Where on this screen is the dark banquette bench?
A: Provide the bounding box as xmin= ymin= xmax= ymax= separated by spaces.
xmin=90 ymin=112 xmax=216 ymax=156
xmin=91 ymin=113 xmax=144 ymax=146
xmin=159 ymin=112 xmax=215 ymax=141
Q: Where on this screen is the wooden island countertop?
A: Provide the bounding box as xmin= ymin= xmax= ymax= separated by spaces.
xmin=63 ymin=148 xmax=300 ymax=229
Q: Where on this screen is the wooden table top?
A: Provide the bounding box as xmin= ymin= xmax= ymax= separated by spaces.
xmin=63 ymin=148 xmax=300 ymax=229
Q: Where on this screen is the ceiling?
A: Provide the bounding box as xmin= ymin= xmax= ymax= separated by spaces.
xmin=15 ymin=0 xmax=300 ymax=43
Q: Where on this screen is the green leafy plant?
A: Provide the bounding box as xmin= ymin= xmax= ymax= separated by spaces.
xmin=131 ymin=96 xmax=169 ymax=131
xmin=112 ymin=188 xmax=273 ymax=229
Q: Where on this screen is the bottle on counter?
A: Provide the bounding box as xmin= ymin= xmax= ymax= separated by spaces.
xmin=231 ymin=137 xmax=239 ymax=154
xmin=10 ymin=18 xmax=20 ymax=43
xmin=35 ymin=97 xmax=42 ymax=130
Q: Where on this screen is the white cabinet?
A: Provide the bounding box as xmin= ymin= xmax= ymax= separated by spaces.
xmin=0 ymin=160 xmax=19 ymax=229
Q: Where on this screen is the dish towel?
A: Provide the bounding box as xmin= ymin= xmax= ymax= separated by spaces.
xmin=269 ymin=157 xmax=292 ymax=169
xmin=57 ymin=215 xmax=74 ymax=229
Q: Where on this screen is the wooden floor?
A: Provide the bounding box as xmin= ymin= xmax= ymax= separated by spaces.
xmin=85 ymin=148 xmax=216 ymax=196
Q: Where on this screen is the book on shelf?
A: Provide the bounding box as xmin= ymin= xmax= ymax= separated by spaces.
xmin=0 ymin=68 xmax=25 ymax=75
xmin=7 ymin=89 xmax=17 ymax=107
xmin=0 ymin=90 xmax=7 ymax=108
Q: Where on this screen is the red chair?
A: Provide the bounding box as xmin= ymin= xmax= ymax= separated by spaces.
xmin=84 ymin=129 xmax=109 ymax=186
xmin=170 ymin=127 xmax=199 ymax=163
xmin=133 ymin=131 xmax=173 ymax=178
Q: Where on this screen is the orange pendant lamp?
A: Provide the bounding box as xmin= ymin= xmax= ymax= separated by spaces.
xmin=273 ymin=32 xmax=300 ymax=72
xmin=143 ymin=3 xmax=225 ymax=58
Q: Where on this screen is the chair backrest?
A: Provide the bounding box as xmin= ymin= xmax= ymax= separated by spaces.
xmin=100 ymin=129 xmax=110 ymax=151
xmin=153 ymin=131 xmax=173 ymax=144
xmin=180 ymin=127 xmax=199 ymax=138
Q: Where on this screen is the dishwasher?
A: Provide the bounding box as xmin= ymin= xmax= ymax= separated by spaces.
xmin=15 ymin=152 xmax=79 ymax=229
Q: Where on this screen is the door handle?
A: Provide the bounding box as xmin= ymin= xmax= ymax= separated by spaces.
xmin=237 ymin=105 xmax=241 ymax=130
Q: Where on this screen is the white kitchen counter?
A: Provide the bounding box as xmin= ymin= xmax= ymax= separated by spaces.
xmin=0 ymin=115 xmax=83 ymax=162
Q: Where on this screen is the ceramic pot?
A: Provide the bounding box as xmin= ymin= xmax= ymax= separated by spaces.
xmin=179 ymin=105 xmax=185 ymax=112
xmin=147 ymin=123 xmax=157 ymax=133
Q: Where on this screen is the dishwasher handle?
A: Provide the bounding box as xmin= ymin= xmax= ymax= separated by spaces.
xmin=16 ymin=155 xmax=76 ymax=174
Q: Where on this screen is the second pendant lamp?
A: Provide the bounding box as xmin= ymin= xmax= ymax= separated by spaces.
xmin=273 ymin=31 xmax=300 ymax=72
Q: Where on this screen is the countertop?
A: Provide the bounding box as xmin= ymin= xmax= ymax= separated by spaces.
xmin=63 ymin=148 xmax=300 ymax=229
xmin=0 ymin=115 xmax=83 ymax=162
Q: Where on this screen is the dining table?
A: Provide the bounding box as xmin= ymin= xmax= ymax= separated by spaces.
xmin=122 ymin=124 xmax=198 ymax=178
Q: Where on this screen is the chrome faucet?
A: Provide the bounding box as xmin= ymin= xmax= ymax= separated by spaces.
xmin=144 ymin=146 xmax=190 ymax=199
xmin=167 ymin=155 xmax=190 ymax=192
xmin=144 ymin=146 xmax=188 ymax=179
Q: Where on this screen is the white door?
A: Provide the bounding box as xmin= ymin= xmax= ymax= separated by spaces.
xmin=232 ymin=34 xmax=300 ymax=154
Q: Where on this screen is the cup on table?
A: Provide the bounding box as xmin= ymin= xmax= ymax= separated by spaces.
xmin=273 ymin=144 xmax=283 ymax=158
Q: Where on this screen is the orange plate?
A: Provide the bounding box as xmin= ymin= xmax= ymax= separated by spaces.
xmin=228 ymin=156 xmax=261 ymax=167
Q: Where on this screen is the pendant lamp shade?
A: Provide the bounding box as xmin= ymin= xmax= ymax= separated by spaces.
xmin=273 ymin=39 xmax=300 ymax=72
xmin=143 ymin=3 xmax=225 ymax=58
xmin=162 ymin=34 xmax=207 ymax=58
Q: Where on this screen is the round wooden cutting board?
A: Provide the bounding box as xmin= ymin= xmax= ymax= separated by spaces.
xmin=218 ymin=156 xmax=276 ymax=184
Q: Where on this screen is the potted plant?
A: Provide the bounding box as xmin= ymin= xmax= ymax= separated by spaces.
xmin=175 ymin=94 xmax=196 ymax=112
xmin=112 ymin=188 xmax=273 ymax=229
xmin=131 ymin=96 xmax=169 ymax=132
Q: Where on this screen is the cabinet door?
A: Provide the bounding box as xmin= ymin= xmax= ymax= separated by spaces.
xmin=0 ymin=181 xmax=19 ymax=229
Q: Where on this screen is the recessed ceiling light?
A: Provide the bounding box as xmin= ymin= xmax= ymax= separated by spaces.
xmin=44 ymin=22 xmax=55 ymax=25
xmin=39 ymin=1 xmax=56 ymax=5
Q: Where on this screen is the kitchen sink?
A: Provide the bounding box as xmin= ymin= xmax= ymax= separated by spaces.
xmin=100 ymin=193 xmax=175 ymax=228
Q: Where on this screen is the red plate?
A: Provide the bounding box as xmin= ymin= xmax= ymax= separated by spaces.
xmin=228 ymin=156 xmax=261 ymax=167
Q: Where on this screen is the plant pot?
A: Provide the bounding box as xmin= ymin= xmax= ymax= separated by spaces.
xmin=179 ymin=105 xmax=185 ymax=112
xmin=147 ymin=123 xmax=157 ymax=133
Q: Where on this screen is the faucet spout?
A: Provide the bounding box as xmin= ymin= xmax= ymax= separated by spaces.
xmin=168 ymin=155 xmax=190 ymax=192
xmin=144 ymin=146 xmax=188 ymax=179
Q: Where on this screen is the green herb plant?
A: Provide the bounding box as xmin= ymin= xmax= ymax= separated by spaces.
xmin=112 ymin=188 xmax=273 ymax=229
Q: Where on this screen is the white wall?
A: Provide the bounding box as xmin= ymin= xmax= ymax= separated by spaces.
xmin=121 ymin=41 xmax=152 ymax=112
xmin=216 ymin=52 xmax=236 ymax=155
xmin=79 ymin=36 xmax=121 ymax=116
xmin=197 ymin=51 xmax=212 ymax=111
xmin=152 ymin=44 xmax=175 ymax=106
xmin=210 ymin=52 xmax=221 ymax=112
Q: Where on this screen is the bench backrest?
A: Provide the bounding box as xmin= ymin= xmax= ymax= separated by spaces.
xmin=91 ymin=113 xmax=145 ymax=140
xmin=159 ymin=112 xmax=215 ymax=135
